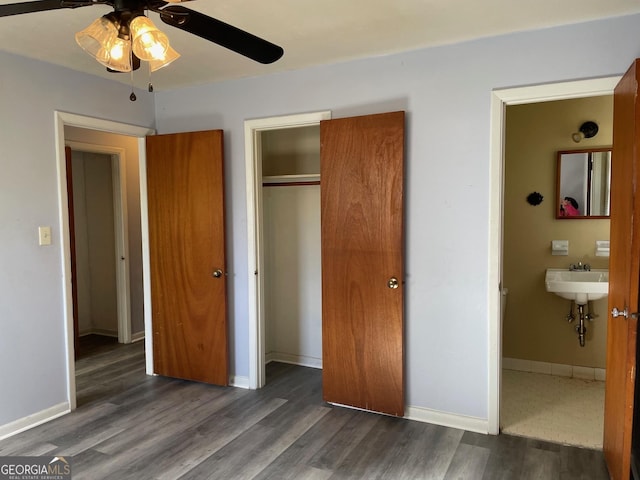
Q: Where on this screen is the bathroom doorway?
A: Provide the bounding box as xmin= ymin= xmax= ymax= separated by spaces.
xmin=500 ymin=94 xmax=612 ymax=448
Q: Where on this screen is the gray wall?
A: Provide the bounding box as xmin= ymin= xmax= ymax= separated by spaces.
xmin=3 ymin=12 xmax=640 ymax=432
xmin=154 ymin=13 xmax=640 ymax=420
xmin=0 ymin=50 xmax=154 ymax=428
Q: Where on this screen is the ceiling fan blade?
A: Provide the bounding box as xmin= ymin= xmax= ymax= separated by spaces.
xmin=0 ymin=0 xmax=93 ymax=17
xmin=159 ymin=5 xmax=284 ymax=65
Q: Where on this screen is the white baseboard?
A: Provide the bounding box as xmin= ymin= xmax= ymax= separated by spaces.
xmin=503 ymin=357 xmax=606 ymax=381
xmin=404 ymin=405 xmax=488 ymax=434
xmin=131 ymin=331 xmax=145 ymax=343
xmin=79 ymin=329 xmax=118 ymax=338
xmin=230 ymin=375 xmax=250 ymax=389
xmin=0 ymin=403 xmax=70 ymax=441
xmin=266 ymin=351 xmax=322 ymax=369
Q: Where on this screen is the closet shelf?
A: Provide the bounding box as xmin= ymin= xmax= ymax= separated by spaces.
xmin=263 ymin=174 xmax=320 ymax=186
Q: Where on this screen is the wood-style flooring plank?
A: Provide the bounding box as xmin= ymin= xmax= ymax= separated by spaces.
xmin=559 ymin=444 xmax=610 ymax=479
xmin=308 ymin=410 xmax=382 ymax=472
xmin=0 ymin=339 xmax=611 ymax=480
xmin=379 ymin=423 xmax=464 ymax=480
xmin=443 ymin=443 xmax=491 ymax=480
xmin=110 ymin=397 xmax=288 ymax=480
xmin=520 ymin=445 xmax=560 ymax=479
xmin=462 ymin=433 xmax=528 ymax=480
xmin=253 ymin=408 xmax=356 ymax=480
xmin=328 ymin=416 xmax=419 ymax=479
xmin=178 ymin=403 xmax=331 ymax=480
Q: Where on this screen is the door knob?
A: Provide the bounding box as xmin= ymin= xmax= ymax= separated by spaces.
xmin=388 ymin=277 xmax=399 ymax=289
xmin=212 ymin=269 xmax=223 ymax=278
xmin=612 ymin=307 xmax=628 ymax=318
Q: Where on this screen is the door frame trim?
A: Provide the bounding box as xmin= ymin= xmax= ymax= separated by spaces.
xmin=488 ymin=76 xmax=619 ymax=434
xmin=66 ymin=141 xmax=132 ymax=344
xmin=244 ymin=110 xmax=331 ymax=389
xmin=54 ymin=111 xmax=154 ymax=410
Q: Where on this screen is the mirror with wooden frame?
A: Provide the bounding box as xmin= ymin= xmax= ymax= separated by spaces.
xmin=556 ymin=148 xmax=612 ymax=219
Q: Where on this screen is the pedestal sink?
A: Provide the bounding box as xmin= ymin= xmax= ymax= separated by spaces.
xmin=545 ymin=268 xmax=609 ymax=305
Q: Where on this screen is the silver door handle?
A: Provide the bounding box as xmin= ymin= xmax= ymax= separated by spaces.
xmin=612 ymin=307 xmax=639 ymax=319
xmin=612 ymin=307 xmax=628 ymax=318
xmin=212 ymin=269 xmax=224 ymax=278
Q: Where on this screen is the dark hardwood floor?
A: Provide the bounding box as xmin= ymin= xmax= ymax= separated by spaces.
xmin=75 ymin=334 xmax=120 ymax=360
xmin=0 ymin=339 xmax=609 ymax=479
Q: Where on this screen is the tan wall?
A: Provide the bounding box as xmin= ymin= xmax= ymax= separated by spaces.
xmin=503 ymin=96 xmax=612 ymax=368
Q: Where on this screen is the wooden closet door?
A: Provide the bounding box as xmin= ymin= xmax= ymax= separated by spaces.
xmin=321 ymin=111 xmax=405 ymax=416
xmin=146 ymin=130 xmax=229 ymax=386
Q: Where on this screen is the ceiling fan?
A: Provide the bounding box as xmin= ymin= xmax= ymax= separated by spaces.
xmin=0 ymin=0 xmax=284 ymax=74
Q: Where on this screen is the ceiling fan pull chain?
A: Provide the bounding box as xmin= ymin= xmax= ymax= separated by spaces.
xmin=129 ymin=50 xmax=137 ymax=101
xmin=148 ymin=64 xmax=154 ymax=93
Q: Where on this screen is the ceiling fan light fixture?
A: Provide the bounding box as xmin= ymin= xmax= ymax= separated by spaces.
xmin=75 ymin=15 xmax=119 ymax=60
xmin=96 ymin=35 xmax=133 ymax=72
xmin=149 ymin=46 xmax=181 ymax=72
xmin=130 ymin=15 xmax=170 ymax=61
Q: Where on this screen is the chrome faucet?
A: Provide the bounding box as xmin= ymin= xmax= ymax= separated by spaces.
xmin=569 ymin=262 xmax=591 ymax=271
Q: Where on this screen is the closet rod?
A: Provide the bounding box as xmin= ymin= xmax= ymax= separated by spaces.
xmin=262 ymin=181 xmax=321 ymax=187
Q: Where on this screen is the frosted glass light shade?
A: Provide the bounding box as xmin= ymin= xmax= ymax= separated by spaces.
xmin=149 ymin=46 xmax=181 ymax=72
xmin=96 ymin=36 xmax=132 ymax=72
xmin=130 ymin=16 xmax=169 ymax=61
xmin=75 ymin=16 xmax=118 ymax=59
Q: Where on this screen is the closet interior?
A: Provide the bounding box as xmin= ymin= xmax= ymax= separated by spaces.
xmin=261 ymin=125 xmax=323 ymax=371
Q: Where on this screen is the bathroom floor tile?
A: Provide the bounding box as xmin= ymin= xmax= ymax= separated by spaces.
xmin=500 ymin=369 xmax=604 ymax=449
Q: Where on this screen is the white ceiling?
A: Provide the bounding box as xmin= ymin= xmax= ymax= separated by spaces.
xmin=1 ymin=0 xmax=640 ymax=91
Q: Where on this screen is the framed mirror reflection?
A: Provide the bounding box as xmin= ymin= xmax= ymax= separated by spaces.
xmin=556 ymin=148 xmax=612 ymax=219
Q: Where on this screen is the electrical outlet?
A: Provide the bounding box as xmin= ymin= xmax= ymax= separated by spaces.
xmin=38 ymin=226 xmax=52 ymax=246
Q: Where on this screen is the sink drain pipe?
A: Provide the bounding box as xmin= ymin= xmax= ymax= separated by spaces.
xmin=566 ymin=301 xmax=593 ymax=347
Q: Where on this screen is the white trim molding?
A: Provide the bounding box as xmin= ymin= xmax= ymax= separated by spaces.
xmin=0 ymin=403 xmax=69 ymax=441
xmin=266 ymin=352 xmax=322 ymax=369
xmin=229 ymin=376 xmax=250 ymax=389
xmin=131 ymin=331 xmax=145 ymax=343
xmin=137 ymin=136 xmax=154 ymax=376
xmin=54 ymin=111 xmax=155 ymax=411
xmin=405 ymin=406 xmax=488 ymax=434
xmin=503 ymin=357 xmax=606 ymax=381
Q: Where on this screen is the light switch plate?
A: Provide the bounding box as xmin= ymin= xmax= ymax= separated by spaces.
xmin=38 ymin=226 xmax=52 ymax=246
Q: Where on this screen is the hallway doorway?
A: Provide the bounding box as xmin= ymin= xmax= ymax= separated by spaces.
xmin=67 ymin=148 xmax=126 ymax=345
xmin=55 ymin=111 xmax=154 ymax=410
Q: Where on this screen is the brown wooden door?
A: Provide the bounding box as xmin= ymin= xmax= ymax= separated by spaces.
xmin=146 ymin=130 xmax=229 ymax=385
xmin=65 ymin=146 xmax=80 ymax=359
xmin=603 ymin=60 xmax=640 ymax=480
xmin=321 ymin=111 xmax=405 ymax=416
